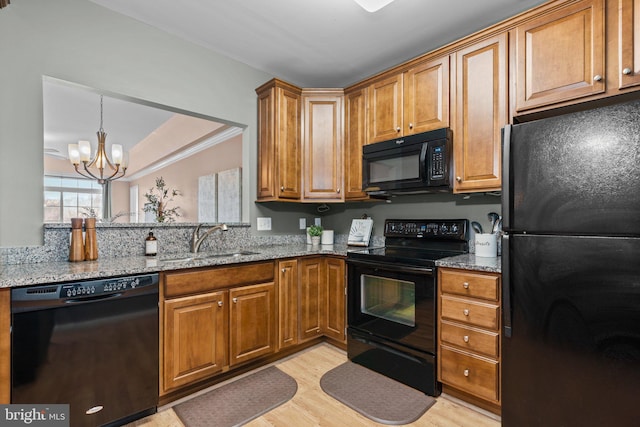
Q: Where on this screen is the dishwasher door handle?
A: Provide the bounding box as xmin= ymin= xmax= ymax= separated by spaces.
xmin=65 ymin=292 xmax=123 ymax=304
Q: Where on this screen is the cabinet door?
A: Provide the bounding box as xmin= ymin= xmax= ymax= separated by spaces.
xmin=257 ymin=87 xmax=276 ymax=199
xmin=344 ymin=88 xmax=369 ymax=200
xmin=514 ymin=0 xmax=605 ymax=112
xmin=229 ymin=282 xmax=276 ymax=366
xmin=367 ymin=74 xmax=403 ymax=143
xmin=163 ymin=291 xmax=227 ymax=392
xmin=277 ymin=260 xmax=298 ymax=350
xmin=321 ymin=258 xmax=346 ymax=342
xmin=452 ymin=33 xmax=507 ymax=193
xmin=277 ymin=86 xmax=302 ymax=199
xmin=403 ymin=56 xmax=450 ymax=135
xmin=299 ymin=257 xmax=322 ymax=341
xmin=302 ymin=91 xmax=344 ymax=201
xmin=618 ymin=0 xmax=640 ymax=89
xmin=0 ymin=289 xmax=9 ymax=404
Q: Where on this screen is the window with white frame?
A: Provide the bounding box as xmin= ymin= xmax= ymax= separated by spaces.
xmin=44 ymin=176 xmax=103 ymax=222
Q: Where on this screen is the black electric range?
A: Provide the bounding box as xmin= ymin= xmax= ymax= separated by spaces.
xmin=345 ymin=218 xmax=469 ymax=396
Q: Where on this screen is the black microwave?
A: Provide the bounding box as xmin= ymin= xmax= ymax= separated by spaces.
xmin=362 ymin=128 xmax=452 ymax=195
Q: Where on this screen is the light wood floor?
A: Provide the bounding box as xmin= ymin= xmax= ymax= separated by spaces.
xmin=127 ymin=343 xmax=500 ymax=427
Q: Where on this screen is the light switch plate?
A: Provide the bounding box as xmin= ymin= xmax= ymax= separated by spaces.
xmin=299 ymin=218 xmax=306 ymax=229
xmin=257 ymin=217 xmax=272 ymax=231
xmin=314 ymin=217 xmax=321 ymax=226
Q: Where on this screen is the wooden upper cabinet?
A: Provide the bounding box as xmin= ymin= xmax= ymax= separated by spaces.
xmin=256 ymin=79 xmax=302 ymax=201
xmin=452 ymin=33 xmax=507 ymax=193
xmin=344 ymin=88 xmax=368 ymax=200
xmin=302 ymin=90 xmax=344 ymax=201
xmin=403 ymin=56 xmax=450 ymax=135
xmin=618 ymin=0 xmax=640 ymax=89
xmin=514 ymin=0 xmax=605 ymax=112
xmin=367 ymin=74 xmax=403 ymax=143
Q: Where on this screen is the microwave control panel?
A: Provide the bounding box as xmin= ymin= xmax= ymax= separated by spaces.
xmin=425 ymin=138 xmax=450 ymax=186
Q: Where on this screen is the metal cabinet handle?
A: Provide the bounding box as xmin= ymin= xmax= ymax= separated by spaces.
xmin=593 ymin=74 xmax=603 ymax=82
xmin=463 ymin=309 xmax=470 ymax=316
xmin=280 ymin=186 xmax=284 ymax=192
xmin=281 ymin=268 xmax=286 ymax=273
xmin=232 ymin=297 xmax=238 ymax=303
xmin=463 ymin=282 xmax=470 ymax=289
xmin=623 ymin=68 xmax=633 ymax=75
xmin=396 ymin=126 xmax=401 ymax=132
xmin=463 ymin=335 xmax=469 ymax=343
xmin=217 ymin=301 xmax=223 ymax=307
xmin=456 ymin=176 xmax=462 ymax=182
xmin=337 ymin=188 xmax=341 ymax=193
xmin=463 ymin=369 xmax=470 ymax=377
xmin=408 ymin=123 xmax=413 ymax=129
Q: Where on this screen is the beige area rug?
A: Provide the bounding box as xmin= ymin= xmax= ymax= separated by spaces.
xmin=173 ymin=366 xmax=297 ymax=427
xmin=320 ymin=362 xmax=436 ymax=425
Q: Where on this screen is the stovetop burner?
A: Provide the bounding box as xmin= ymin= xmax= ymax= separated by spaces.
xmin=347 ymin=219 xmax=469 ymax=266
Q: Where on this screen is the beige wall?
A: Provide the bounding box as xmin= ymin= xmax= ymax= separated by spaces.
xmin=130 ymin=136 xmax=242 ymax=223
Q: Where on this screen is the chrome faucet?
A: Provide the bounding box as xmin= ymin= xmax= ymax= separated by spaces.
xmin=190 ymin=223 xmax=228 ymax=253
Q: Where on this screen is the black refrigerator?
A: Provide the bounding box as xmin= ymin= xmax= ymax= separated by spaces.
xmin=501 ymin=99 xmax=640 ymax=427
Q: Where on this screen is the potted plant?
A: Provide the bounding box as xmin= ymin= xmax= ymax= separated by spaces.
xmin=143 ymin=177 xmax=181 ymax=223
xmin=307 ymin=225 xmax=323 ymax=246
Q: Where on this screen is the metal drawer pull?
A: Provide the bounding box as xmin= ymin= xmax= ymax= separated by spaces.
xmin=463 ymin=282 xmax=469 ymax=289
xmin=463 ymin=369 xmax=470 ymax=377
xmin=282 ymin=268 xmax=286 ymax=273
xmin=623 ymin=67 xmax=632 ymax=75
xmin=232 ymin=297 xmax=238 ymax=303
xmin=463 ymin=309 xmax=470 ymax=316
xmin=218 ymin=301 xmax=223 ymax=307
xmin=463 ymin=335 xmax=469 ymax=343
xmin=593 ymin=74 xmax=603 ymax=82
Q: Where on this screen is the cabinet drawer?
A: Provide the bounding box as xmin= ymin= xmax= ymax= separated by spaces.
xmin=441 ymin=296 xmax=499 ymax=330
xmin=440 ymin=347 xmax=499 ymax=402
xmin=440 ymin=321 xmax=499 ymax=358
xmin=440 ymin=269 xmax=499 ymax=301
xmin=164 ymin=262 xmax=275 ymax=297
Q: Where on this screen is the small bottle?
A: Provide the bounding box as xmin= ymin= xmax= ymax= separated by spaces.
xmin=84 ymin=217 xmax=98 ymax=261
xmin=145 ymin=231 xmax=158 ymax=256
xmin=69 ymin=218 xmax=85 ymax=262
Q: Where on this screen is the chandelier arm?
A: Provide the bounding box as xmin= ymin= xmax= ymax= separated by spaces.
xmin=81 ymin=162 xmax=101 ymax=181
xmin=104 ymin=164 xmax=122 ymax=181
xmin=73 ymin=164 xmax=97 ymax=181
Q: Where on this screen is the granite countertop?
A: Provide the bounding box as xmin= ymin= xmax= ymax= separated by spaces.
xmin=436 ymin=254 xmax=502 ymax=273
xmin=0 ymin=243 xmax=350 ymax=288
xmin=0 ymin=245 xmax=501 ymax=288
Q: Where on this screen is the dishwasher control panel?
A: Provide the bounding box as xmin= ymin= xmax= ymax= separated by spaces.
xmin=11 ymin=274 xmax=159 ymax=312
xmin=60 ymin=274 xmax=156 ymax=298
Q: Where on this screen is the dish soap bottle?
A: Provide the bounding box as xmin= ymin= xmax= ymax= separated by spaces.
xmin=145 ymin=231 xmax=157 ymax=256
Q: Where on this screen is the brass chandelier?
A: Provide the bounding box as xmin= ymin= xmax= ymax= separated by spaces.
xmin=68 ymin=96 xmax=127 ymax=185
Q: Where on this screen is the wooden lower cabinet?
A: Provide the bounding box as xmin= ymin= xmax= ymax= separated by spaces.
xmin=163 ymin=291 xmax=228 ymax=391
xmin=322 ymin=257 xmax=346 ymax=342
xmin=229 ymin=282 xmax=276 ymax=366
xmin=299 ymin=257 xmax=323 ymax=341
xmin=438 ymin=267 xmax=502 ymax=413
xmin=0 ymin=288 xmax=10 ymax=404
xmin=277 ymin=259 xmax=299 ymax=349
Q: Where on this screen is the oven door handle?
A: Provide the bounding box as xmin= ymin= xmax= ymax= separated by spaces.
xmin=347 ymin=259 xmax=433 ymax=275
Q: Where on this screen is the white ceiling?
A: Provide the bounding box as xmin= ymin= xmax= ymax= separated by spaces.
xmin=88 ymin=0 xmax=549 ymax=88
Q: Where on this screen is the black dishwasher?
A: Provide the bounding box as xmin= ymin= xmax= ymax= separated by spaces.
xmin=11 ymin=274 xmax=159 ymax=427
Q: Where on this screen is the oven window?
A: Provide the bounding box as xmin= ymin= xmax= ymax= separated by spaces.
xmin=360 ymin=274 xmax=415 ymax=327
xmin=368 ymin=153 xmax=420 ymax=184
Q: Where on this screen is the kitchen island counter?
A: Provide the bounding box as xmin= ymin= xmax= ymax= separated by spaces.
xmin=0 ymin=243 xmax=349 ymax=288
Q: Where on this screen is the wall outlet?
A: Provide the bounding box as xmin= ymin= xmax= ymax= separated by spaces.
xmin=257 ymin=217 xmax=272 ymax=231
xmin=299 ymin=218 xmax=306 ymax=230
xmin=314 ymin=217 xmax=321 ymax=226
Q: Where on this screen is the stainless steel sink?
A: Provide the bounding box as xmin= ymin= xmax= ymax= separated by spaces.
xmin=199 ymin=250 xmax=260 ymax=258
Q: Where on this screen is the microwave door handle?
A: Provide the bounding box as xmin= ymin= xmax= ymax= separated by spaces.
xmin=420 ymin=142 xmax=429 ymax=184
